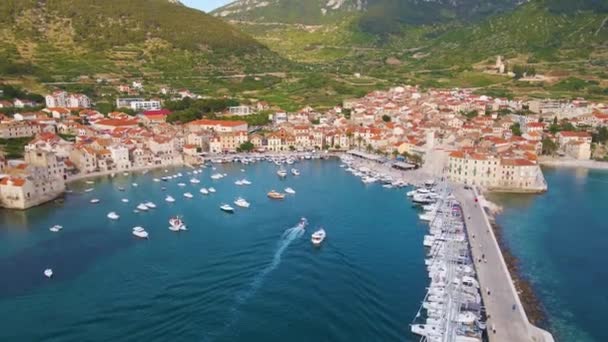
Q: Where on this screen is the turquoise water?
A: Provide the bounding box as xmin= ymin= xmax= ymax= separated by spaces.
xmin=490 ymin=167 xmax=608 ymax=342
xmin=0 ymin=159 xmax=429 ymax=342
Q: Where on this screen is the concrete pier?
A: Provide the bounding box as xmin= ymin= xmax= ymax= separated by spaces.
xmin=454 ymin=186 xmax=554 ymax=342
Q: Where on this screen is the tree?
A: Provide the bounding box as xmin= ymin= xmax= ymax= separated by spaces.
xmin=541 ymin=138 xmax=558 ymax=156
xmin=236 ymin=141 xmax=254 ymax=153
xmin=382 ymin=114 xmax=391 ymax=122
xmin=510 ymin=123 xmax=522 ymax=136
xmin=593 ymin=126 xmax=608 ymax=144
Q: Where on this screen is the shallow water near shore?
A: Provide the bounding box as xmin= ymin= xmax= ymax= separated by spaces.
xmin=0 ymin=159 xmax=429 ymax=341
xmin=489 ymin=167 xmax=608 ymax=342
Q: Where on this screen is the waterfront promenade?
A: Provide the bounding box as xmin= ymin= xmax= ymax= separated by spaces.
xmin=454 ymin=186 xmax=554 ymax=342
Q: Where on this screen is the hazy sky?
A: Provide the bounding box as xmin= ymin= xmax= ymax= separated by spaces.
xmin=181 ymin=0 xmax=232 ymax=12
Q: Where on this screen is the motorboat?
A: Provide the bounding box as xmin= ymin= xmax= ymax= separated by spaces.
xmin=208 ymin=187 xmax=216 ymax=193
xmin=211 ymin=173 xmax=223 ymax=180
xmin=145 ymin=201 xmax=157 ymax=209
xmin=234 ymin=180 xmax=244 ymax=186
xmin=123 ymin=172 xmax=129 ymax=176
xmin=44 ymin=269 xmax=53 ymax=278
xmin=169 ymin=216 xmax=187 ymax=231
xmin=90 ymin=198 xmax=100 ymax=204
xmin=132 ymin=183 xmax=138 ymax=187
xmin=267 ymin=190 xmax=285 ymax=200
xmin=284 ymin=187 xmax=296 ymax=194
xmin=241 ymin=179 xmax=252 ymax=185
xmin=161 ymin=177 xmax=169 ymax=181
xmin=132 ymin=226 xmax=149 ymax=239
xmin=117 ymin=186 xmax=125 ymax=191
xmin=177 ymin=182 xmax=186 ymax=187
xmin=382 ymin=184 xmax=393 ymax=189
xmin=296 ymin=217 xmax=308 ymax=230
xmin=84 ymin=188 xmax=94 ymax=192
xmin=183 ymin=192 xmax=193 ymax=199
xmin=121 ymin=198 xmax=129 ymax=203
xmin=200 ymin=188 xmax=209 ymax=195
xmin=153 ymin=178 xmax=160 ymax=182
xmin=190 ymin=178 xmax=200 ymax=184
xmin=165 ymin=195 xmax=176 ymax=203
xmin=234 ymin=197 xmax=250 ymax=208
xmin=49 ymin=225 xmax=63 ymax=232
xmin=277 ymin=168 xmax=288 ymax=178
xmin=107 ymin=212 xmax=120 ymax=220
xmin=291 ymin=168 xmax=300 ymax=176
xmin=85 ymin=180 xmax=95 ymax=185
xmin=137 ymin=203 xmax=149 ymax=211
xmin=220 ymin=204 xmax=235 ymax=213
xmin=311 ymin=228 xmax=326 ymax=245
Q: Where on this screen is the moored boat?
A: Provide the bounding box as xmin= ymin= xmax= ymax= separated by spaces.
xmin=311 ymin=228 xmax=326 ymax=245
xmin=132 ymin=226 xmax=149 ymax=239
xmin=267 ymin=190 xmax=285 ymax=200
xmin=234 ymin=197 xmax=250 ymax=208
xmin=44 ymin=268 xmax=53 ymax=278
xmin=49 ymin=225 xmax=63 ymax=232
xmin=183 ymin=192 xmax=193 ymax=199
xmin=90 ymin=198 xmax=100 ymax=204
xmin=107 ymin=212 xmax=120 ymax=220
xmin=284 ymin=187 xmax=296 ymax=194
xmin=165 ymin=195 xmax=176 ymax=203
xmin=169 ymin=216 xmax=187 ymax=231
xmin=220 ymin=204 xmax=235 ymax=213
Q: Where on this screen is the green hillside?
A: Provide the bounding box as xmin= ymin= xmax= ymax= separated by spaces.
xmin=0 ymin=0 xmax=285 ymax=81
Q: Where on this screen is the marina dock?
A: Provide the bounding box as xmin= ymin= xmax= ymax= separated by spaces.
xmin=454 ymin=186 xmax=554 ymax=342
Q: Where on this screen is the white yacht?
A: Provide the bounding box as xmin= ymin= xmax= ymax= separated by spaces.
xmin=84 ymin=188 xmax=94 ymax=192
xmin=169 ymin=216 xmax=187 ymax=231
xmin=241 ymin=179 xmax=252 ymax=185
xmin=200 ymin=188 xmax=209 ymax=195
xmin=44 ymin=268 xmax=53 ymax=278
xmin=153 ymin=178 xmax=160 ymax=182
xmin=234 ymin=197 xmax=250 ymax=208
xmin=220 ymin=204 xmax=235 ymax=213
xmin=234 ymin=180 xmax=244 ymax=186
xmin=190 ymin=178 xmax=200 ymax=184
xmin=284 ymin=187 xmax=296 ymax=194
xmin=121 ymin=198 xmax=129 ymax=203
xmin=145 ymin=202 xmax=157 ymax=209
xmin=132 ymin=183 xmax=138 ymax=187
xmin=90 ymin=198 xmax=100 ymax=204
xmin=132 ymin=226 xmax=149 ymax=239
xmin=49 ymin=225 xmax=63 ymax=232
xmin=277 ymin=168 xmax=288 ymax=178
xmin=177 ymin=182 xmax=186 ymax=187
xmin=107 ymin=212 xmax=120 ymax=220
xmin=183 ymin=192 xmax=193 ymax=199
xmin=211 ymin=173 xmax=223 ymax=180
xmin=85 ymin=180 xmax=95 ymax=185
xmin=137 ymin=203 xmax=149 ymax=211
xmin=291 ymin=168 xmax=300 ymax=176
xmin=311 ymin=228 xmax=326 ymax=245
xmin=165 ymin=195 xmax=176 ymax=203
xmin=117 ymin=186 xmax=125 ymax=191
xmin=208 ymin=187 xmax=216 ymax=193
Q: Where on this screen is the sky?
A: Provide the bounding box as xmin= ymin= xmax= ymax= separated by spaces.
xmin=181 ymin=0 xmax=232 ymax=12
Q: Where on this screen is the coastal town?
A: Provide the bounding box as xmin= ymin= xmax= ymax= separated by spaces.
xmin=1 ymin=83 xmax=607 ymax=209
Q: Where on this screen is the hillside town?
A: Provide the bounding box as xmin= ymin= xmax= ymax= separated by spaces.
xmin=1 ymin=84 xmax=607 ymax=208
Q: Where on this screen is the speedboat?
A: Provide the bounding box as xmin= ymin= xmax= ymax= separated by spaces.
xmin=49 ymin=225 xmax=63 ymax=232
xmin=137 ymin=203 xmax=149 ymax=211
xmin=90 ymin=198 xmax=100 ymax=204
xmin=277 ymin=168 xmax=288 ymax=178
xmin=234 ymin=180 xmax=244 ymax=186
xmin=84 ymin=188 xmax=94 ymax=192
xmin=121 ymin=198 xmax=129 ymax=203
xmin=234 ymin=197 xmax=250 ymax=208
xmin=184 ymin=192 xmax=193 ymax=199
xmin=291 ymin=168 xmax=300 ymax=176
xmin=44 ymin=269 xmax=53 ymax=278
xmin=165 ymin=195 xmax=176 ymax=203
xmin=284 ymin=187 xmax=296 ymax=194
xmin=169 ymin=216 xmax=187 ymax=231
xmin=145 ymin=201 xmax=156 ymax=209
xmin=241 ymin=179 xmax=251 ymax=185
xmin=107 ymin=212 xmax=120 ymax=220
xmin=177 ymin=182 xmax=186 ymax=187
xmin=220 ymin=204 xmax=235 ymax=213
xmin=296 ymin=217 xmax=308 ymax=230
xmin=132 ymin=226 xmax=149 ymax=239
xmin=190 ymin=178 xmax=200 ymax=184
xmin=267 ymin=190 xmax=285 ymax=200
xmin=200 ymin=188 xmax=209 ymax=195
xmin=311 ymin=228 xmax=326 ymax=245
xmin=208 ymin=187 xmax=216 ymax=193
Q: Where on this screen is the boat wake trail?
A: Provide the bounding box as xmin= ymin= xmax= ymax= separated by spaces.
xmin=209 ymin=218 xmax=308 ymax=340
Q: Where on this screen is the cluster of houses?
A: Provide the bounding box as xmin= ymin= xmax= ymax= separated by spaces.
xmin=1 ymin=84 xmax=608 ymax=208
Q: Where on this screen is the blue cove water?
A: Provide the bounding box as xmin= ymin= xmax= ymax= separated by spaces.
xmin=489 ymin=167 xmax=608 ymax=342
xmin=0 ymin=159 xmax=429 ymax=342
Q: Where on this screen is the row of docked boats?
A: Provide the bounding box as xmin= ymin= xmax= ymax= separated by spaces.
xmin=339 ymin=155 xmax=408 ymax=188
xmin=410 ymin=184 xmax=486 ymax=342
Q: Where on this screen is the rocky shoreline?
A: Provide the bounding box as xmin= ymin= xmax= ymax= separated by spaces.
xmin=488 ymin=219 xmax=549 ymax=328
